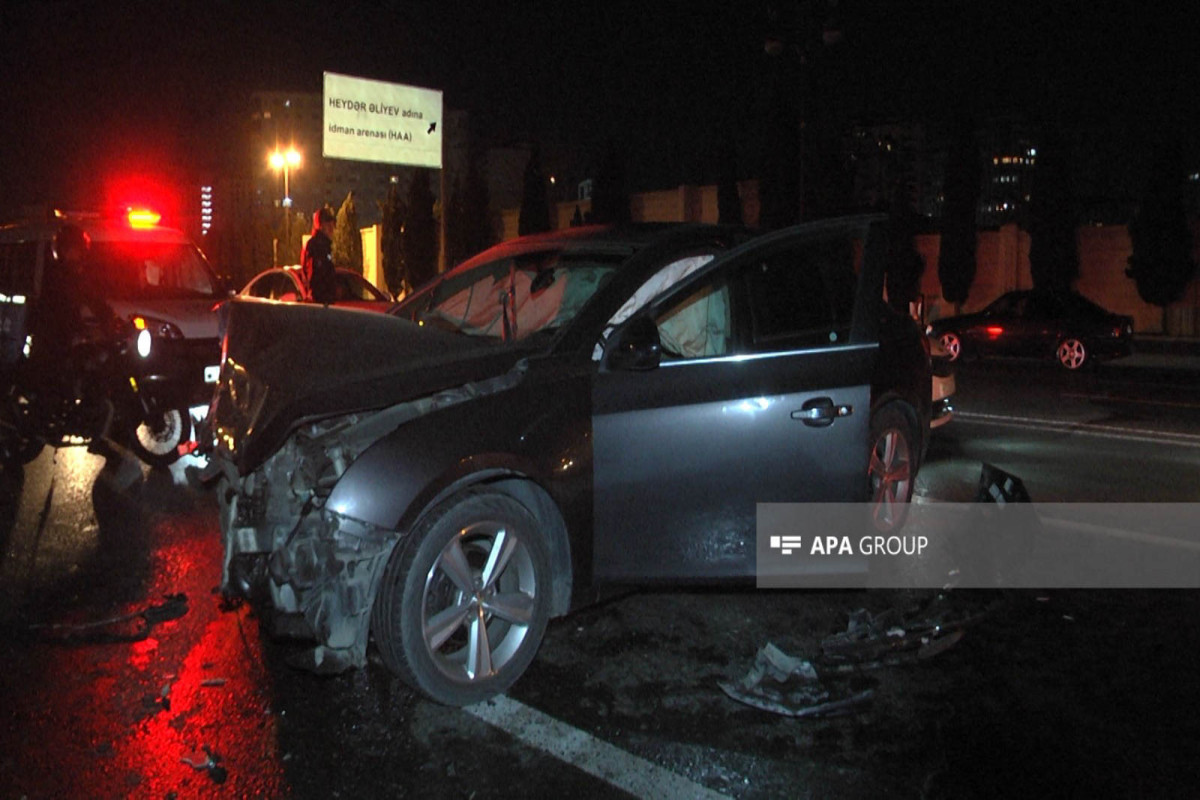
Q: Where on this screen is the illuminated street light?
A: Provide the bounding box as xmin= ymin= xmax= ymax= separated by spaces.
xmin=270 ymin=148 xmax=302 ymax=264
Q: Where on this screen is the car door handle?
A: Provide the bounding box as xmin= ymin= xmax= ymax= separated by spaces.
xmin=791 ymin=398 xmax=853 ymax=427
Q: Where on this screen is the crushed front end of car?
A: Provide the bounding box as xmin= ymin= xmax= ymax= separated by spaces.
xmin=203 ymin=297 xmax=519 ymax=673
xmin=214 ymin=407 xmax=406 ymax=673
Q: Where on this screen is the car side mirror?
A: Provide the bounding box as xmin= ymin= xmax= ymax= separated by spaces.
xmin=606 ymin=315 xmax=662 ymax=371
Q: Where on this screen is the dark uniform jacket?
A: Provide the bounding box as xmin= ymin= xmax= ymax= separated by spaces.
xmin=302 ymin=231 xmax=338 ymax=305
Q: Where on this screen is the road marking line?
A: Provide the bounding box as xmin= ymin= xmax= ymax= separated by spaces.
xmin=465 ymin=694 xmax=730 ymax=800
xmin=954 ymin=411 xmax=1200 ymax=448
xmin=1060 ymin=392 xmax=1200 ymax=410
xmin=1041 ymin=516 xmax=1200 ymax=554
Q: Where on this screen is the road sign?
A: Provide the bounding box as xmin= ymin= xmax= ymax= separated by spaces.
xmin=323 ymin=72 xmax=443 ymax=168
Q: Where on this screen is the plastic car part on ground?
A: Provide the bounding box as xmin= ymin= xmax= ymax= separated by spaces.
xmin=718 ymin=642 xmax=874 ymax=718
xmin=25 ymin=593 xmax=189 ymax=643
xmin=819 ymin=596 xmax=990 ymax=667
xmin=720 ymin=594 xmax=992 ymax=717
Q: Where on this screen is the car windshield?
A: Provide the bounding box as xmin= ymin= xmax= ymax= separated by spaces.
xmin=90 ymin=241 xmax=220 ymax=300
xmin=410 ymin=251 xmax=621 ymax=340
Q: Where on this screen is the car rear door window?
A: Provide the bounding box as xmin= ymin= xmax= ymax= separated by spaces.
xmin=740 ymin=235 xmax=858 ymax=350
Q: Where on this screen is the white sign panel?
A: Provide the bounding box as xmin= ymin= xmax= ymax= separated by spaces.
xmin=323 ymin=72 xmax=443 ymax=168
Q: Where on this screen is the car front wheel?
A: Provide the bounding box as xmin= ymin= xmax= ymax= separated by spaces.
xmin=372 ymin=489 xmax=551 ymax=706
xmin=868 ymin=403 xmax=917 ymax=532
xmin=130 ymin=407 xmax=190 ymax=467
xmin=1056 ymin=338 xmax=1087 ymax=370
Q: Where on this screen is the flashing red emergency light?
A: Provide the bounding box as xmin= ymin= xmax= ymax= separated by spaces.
xmin=127 ymin=208 xmax=162 ymax=228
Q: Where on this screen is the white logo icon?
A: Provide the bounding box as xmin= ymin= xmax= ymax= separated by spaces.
xmin=769 ymin=535 xmax=804 ymax=555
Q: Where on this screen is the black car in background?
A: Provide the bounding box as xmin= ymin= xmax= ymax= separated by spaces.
xmin=929 ymin=289 xmax=1134 ymax=370
xmin=206 ymin=217 xmax=931 ymax=705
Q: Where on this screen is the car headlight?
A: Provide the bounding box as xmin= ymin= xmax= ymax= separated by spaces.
xmin=136 ymin=328 xmax=153 ymax=358
xmin=130 ymin=314 xmax=184 ymax=339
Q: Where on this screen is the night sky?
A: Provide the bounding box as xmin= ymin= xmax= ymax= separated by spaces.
xmin=2 ymin=0 xmax=1197 ymax=221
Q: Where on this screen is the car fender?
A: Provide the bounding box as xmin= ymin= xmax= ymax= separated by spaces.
xmin=324 ymin=395 xmax=541 ymax=530
xmin=323 ymin=384 xmax=588 ymax=614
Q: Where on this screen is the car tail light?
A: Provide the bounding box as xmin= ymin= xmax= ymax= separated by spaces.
xmin=985 ymin=326 xmax=1004 ymax=337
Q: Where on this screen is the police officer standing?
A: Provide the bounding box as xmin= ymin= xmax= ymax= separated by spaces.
xmin=301 ymin=207 xmax=338 ymax=305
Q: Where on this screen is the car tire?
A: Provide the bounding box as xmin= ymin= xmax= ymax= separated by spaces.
xmin=868 ymin=403 xmax=917 ymax=532
xmin=0 ymin=427 xmax=43 ymax=465
xmin=0 ymin=391 xmax=44 ymax=465
xmin=130 ymin=406 xmax=190 ymax=467
xmin=372 ymin=489 xmax=552 ymax=706
xmin=1056 ymin=338 xmax=1088 ymax=370
xmin=938 ymin=331 xmax=962 ymax=362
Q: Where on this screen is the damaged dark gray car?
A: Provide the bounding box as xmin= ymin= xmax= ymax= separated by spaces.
xmin=207 ymin=217 xmax=931 ymax=706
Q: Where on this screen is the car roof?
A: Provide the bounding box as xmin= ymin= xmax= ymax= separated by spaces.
xmin=446 ymin=223 xmax=743 ymax=274
xmin=0 ymin=211 xmax=192 ymax=245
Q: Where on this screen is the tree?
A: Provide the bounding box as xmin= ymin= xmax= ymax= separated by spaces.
xmin=885 ymin=177 xmax=927 ymax=314
xmin=716 ymin=136 xmax=743 ymax=225
xmin=757 ymin=73 xmax=800 ymax=230
xmin=286 ymin=210 xmax=306 ymax=267
xmin=588 ymin=142 xmax=630 ymax=225
xmin=403 ymin=171 xmax=439 ymax=291
xmin=332 ymin=192 xmax=363 ymax=272
xmin=379 ymin=181 xmax=406 ymax=296
xmin=1126 ymin=139 xmax=1197 ymax=333
xmin=938 ymin=115 xmax=982 ymax=309
xmin=518 ymin=145 xmax=551 ymax=236
xmin=448 ymin=143 xmax=493 ymax=265
xmin=1027 ymin=128 xmax=1079 ymax=292
xmin=445 ymin=175 xmax=468 ymax=268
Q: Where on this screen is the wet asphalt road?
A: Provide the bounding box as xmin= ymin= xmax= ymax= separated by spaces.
xmin=2 ymin=359 xmax=1199 ymax=798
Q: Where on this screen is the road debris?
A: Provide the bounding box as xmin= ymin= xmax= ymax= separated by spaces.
xmin=820 ymin=594 xmax=990 ymax=670
xmin=181 ymin=745 xmax=228 ymax=784
xmin=722 ymin=594 xmax=994 ymax=717
xmin=718 ymin=642 xmax=873 ymax=718
xmin=27 ymin=593 xmax=189 ymax=643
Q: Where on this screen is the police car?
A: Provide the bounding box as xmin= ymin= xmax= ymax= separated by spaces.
xmin=1 ymin=207 xmax=224 ymax=463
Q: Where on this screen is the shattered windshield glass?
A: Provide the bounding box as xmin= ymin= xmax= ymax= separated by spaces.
xmin=416 ymin=251 xmax=621 ymax=341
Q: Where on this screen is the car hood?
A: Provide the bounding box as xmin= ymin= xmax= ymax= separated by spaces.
xmin=211 ymin=298 xmax=526 ymax=474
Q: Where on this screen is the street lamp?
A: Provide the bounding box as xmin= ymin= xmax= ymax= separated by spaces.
xmin=270 ymin=148 xmax=302 ymax=264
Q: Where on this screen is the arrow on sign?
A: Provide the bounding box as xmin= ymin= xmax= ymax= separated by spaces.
xmin=428 ymin=122 xmax=437 ymax=135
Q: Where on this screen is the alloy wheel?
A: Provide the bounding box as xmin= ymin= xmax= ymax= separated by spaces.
xmin=421 ymin=520 xmax=538 ymax=684
xmin=869 ymin=421 xmax=913 ymax=532
xmin=1057 ymin=338 xmax=1087 ymax=369
xmin=939 ymin=332 xmax=961 ymax=361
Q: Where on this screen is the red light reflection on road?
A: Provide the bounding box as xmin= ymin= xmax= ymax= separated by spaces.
xmin=109 ymin=537 xmax=288 ymax=798
xmin=0 ymin=484 xmax=289 ymax=798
